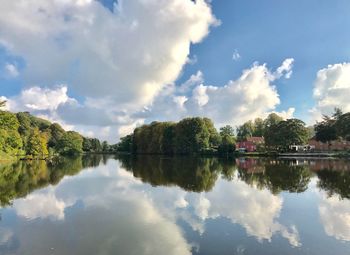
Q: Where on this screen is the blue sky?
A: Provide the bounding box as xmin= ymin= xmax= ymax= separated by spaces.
xmin=178 ymin=0 xmax=350 ymax=119
xmin=0 ymin=0 xmax=350 ymax=141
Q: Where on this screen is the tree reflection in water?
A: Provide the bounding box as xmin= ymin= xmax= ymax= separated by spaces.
xmin=117 ymin=156 xmax=350 ymax=200
xmin=0 ymin=155 xmax=107 ymax=207
xmin=1 ymin=156 xmax=350 ymax=208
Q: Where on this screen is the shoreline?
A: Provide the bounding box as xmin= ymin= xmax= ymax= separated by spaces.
xmin=1 ymin=151 xmax=349 ymax=163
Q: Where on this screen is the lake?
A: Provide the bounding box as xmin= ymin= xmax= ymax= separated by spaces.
xmin=1 ymin=155 xmax=350 ymax=255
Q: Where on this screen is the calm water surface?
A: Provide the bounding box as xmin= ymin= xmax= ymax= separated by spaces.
xmin=1 ymin=155 xmax=350 ymax=255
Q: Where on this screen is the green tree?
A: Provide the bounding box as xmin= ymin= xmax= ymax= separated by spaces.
xmin=335 ymin=112 xmax=350 ymax=141
xmin=82 ymin=137 xmax=93 ymax=152
xmin=204 ymin=118 xmax=221 ymax=147
xmin=102 ymin=141 xmax=109 ymax=152
xmin=175 ymin=117 xmax=212 ymax=154
xmin=315 ymin=116 xmax=337 ymax=143
xmin=218 ymin=134 xmax=235 ymax=154
xmin=332 ymin=107 xmax=343 ymax=120
xmin=26 ymin=128 xmax=48 ymax=156
xmin=220 ymin=125 xmax=235 ymax=137
xmin=0 ymin=111 xmax=23 ymax=156
xmin=91 ymin=138 xmax=102 ymax=152
xmin=263 ymin=113 xmax=283 ymax=131
xmin=16 ymin=112 xmax=32 ymax=139
xmin=117 ymin=134 xmax=134 ymax=152
xmin=253 ymin=118 xmax=265 ymax=137
xmin=236 ymin=120 xmax=255 ymax=141
xmin=219 ymin=125 xmax=236 ymax=154
xmin=56 ymin=131 xmax=83 ymax=155
xmin=265 ymin=119 xmax=309 ymax=151
xmin=48 ymin=123 xmax=65 ymax=148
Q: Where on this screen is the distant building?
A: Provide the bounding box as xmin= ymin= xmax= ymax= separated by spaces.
xmin=308 ymin=139 xmax=350 ymax=151
xmin=289 ymin=145 xmax=315 ymax=152
xmin=236 ymin=137 xmax=265 ymax=152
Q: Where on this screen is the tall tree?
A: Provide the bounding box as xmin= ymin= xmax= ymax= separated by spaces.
xmin=263 ymin=113 xmax=283 ymax=131
xmin=220 ymin=125 xmax=235 ymax=137
xmin=102 ymin=141 xmax=109 ymax=152
xmin=335 ymin=112 xmax=350 ymax=141
xmin=265 ymin=119 xmax=309 ymax=151
xmin=236 ymin=121 xmax=255 ymax=141
xmin=48 ymin=123 xmax=65 ymax=148
xmin=253 ymin=118 xmax=265 ymax=137
xmin=218 ymin=125 xmax=236 ymax=154
xmin=315 ymin=116 xmax=337 ymax=143
xmin=26 ymin=128 xmax=48 ymax=156
xmin=56 ymin=131 xmax=83 ymax=155
xmin=0 ymin=111 xmax=23 ymax=156
xmin=117 ymin=134 xmax=134 ymax=152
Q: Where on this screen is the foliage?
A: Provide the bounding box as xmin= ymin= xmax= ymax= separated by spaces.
xmin=0 ymin=111 xmax=23 ymax=156
xmin=56 ymin=131 xmax=83 ymax=155
xmin=218 ymin=125 xmax=236 ymax=154
xmin=236 ymin=114 xmax=283 ymax=141
xmin=26 ymin=128 xmax=48 ymax=156
xmin=174 ymin=117 xmax=219 ymax=154
xmin=265 ymin=119 xmax=309 ymax=151
xmin=315 ymin=108 xmax=350 ymax=143
xmin=117 ymin=134 xmax=134 ymax=152
xmin=125 ymin=118 xmax=221 ymax=154
xmin=253 ymin=118 xmax=265 ymax=137
xmin=263 ymin=113 xmax=283 ymax=130
xmin=48 ymin=123 xmax=65 ymax=148
xmin=102 ymin=141 xmax=109 ymax=152
xmin=82 ymin=137 xmax=103 ymax=153
xmin=0 ymin=110 xmax=105 ymax=159
xmin=236 ymin=120 xmax=255 ymax=141
xmin=220 ymin=125 xmax=235 ymax=137
xmin=335 ymin=112 xmax=350 ymax=141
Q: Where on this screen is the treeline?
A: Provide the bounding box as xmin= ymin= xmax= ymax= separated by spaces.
xmin=315 ymin=108 xmax=350 ymax=143
xmin=117 ymin=109 xmax=350 ymax=154
xmin=117 ymin=114 xmax=312 ymax=154
xmin=117 ymin=117 xmax=236 ymax=155
xmin=0 ymin=103 xmax=113 ymax=159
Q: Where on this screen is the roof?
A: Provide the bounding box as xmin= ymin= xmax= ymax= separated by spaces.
xmin=246 ymin=137 xmax=265 ymax=143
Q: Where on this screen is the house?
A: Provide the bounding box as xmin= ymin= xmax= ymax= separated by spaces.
xmin=308 ymin=139 xmax=350 ymax=151
xmin=236 ymin=137 xmax=265 ymax=152
xmin=289 ymin=145 xmax=315 ymax=152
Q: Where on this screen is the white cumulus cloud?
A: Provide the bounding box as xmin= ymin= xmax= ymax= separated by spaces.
xmin=310 ymin=63 xmax=350 ymax=122
xmin=0 ymin=0 xmax=217 ymax=109
xmin=140 ymin=59 xmax=294 ymax=127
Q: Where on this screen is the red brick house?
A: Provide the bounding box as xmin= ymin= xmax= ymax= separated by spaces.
xmin=236 ymin=137 xmax=265 ymax=152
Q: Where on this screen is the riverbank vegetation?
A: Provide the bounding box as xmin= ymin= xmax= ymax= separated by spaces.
xmin=116 ymin=108 xmax=350 ymax=155
xmin=0 ymin=101 xmax=112 ymax=160
xmin=2 ymin=155 xmax=349 ymax=206
xmin=2 ymin=96 xmax=350 ymax=159
xmin=116 ymin=115 xmax=312 ymax=155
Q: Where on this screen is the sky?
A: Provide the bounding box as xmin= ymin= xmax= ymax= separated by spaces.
xmin=0 ymin=0 xmax=350 ymax=142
